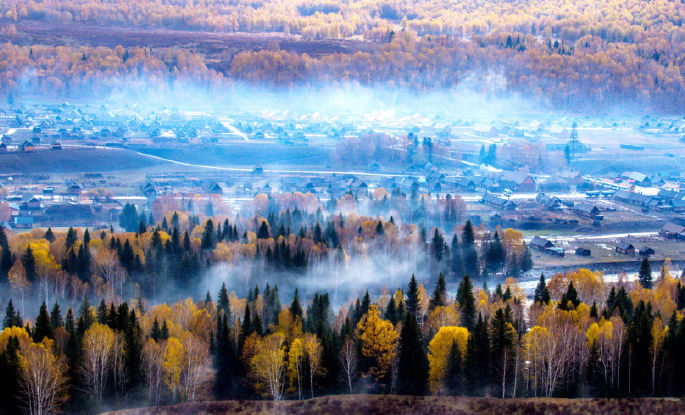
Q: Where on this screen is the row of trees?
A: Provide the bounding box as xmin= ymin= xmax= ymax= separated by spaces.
xmin=0 ymin=27 xmax=682 ymax=113
xmin=2 ymin=0 xmax=681 ymax=44
xmin=0 ymin=205 xmax=529 ymax=307
xmin=2 ymin=261 xmax=685 ymax=413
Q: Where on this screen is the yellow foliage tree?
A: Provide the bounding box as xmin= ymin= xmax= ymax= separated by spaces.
xmin=427 ymin=326 xmax=469 ymax=393
xmin=355 ymin=305 xmax=398 ymax=383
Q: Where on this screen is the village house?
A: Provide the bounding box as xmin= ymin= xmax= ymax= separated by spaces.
xmin=615 ymin=241 xmax=636 ymax=255
xmin=482 ymin=193 xmax=517 ymax=210
xmin=20 ymin=140 xmax=35 ymax=152
xmin=639 ymin=246 xmax=655 ymax=257
xmin=498 ymin=171 xmax=536 ymax=192
xmin=660 ymin=223 xmax=685 ymax=240
xmin=575 ymin=247 xmax=592 ymax=257
xmin=530 ymin=236 xmax=565 ymax=257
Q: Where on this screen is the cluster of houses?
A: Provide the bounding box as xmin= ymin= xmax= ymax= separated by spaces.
xmin=0 ymin=176 xmax=122 ymax=229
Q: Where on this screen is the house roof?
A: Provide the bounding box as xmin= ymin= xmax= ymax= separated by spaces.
xmin=499 ymin=171 xmax=534 ymax=185
xmin=616 ymin=241 xmax=635 ymax=250
xmin=662 ymin=222 xmax=685 ymax=234
xmin=530 ymin=236 xmax=553 ymax=248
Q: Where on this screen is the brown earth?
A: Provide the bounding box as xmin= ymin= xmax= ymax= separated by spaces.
xmin=102 ymin=395 xmax=685 ymax=415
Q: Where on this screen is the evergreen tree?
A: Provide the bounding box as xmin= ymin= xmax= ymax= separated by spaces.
xmin=44 ymin=227 xmax=55 ymax=242
xmin=3 ymin=299 xmax=21 ymax=329
xmin=290 ymin=289 xmax=303 ymax=321
xmin=201 ymin=219 xmax=215 ymax=249
xmin=396 ymin=313 xmax=429 ymax=395
xmin=461 ymin=221 xmax=479 ymax=278
xmin=65 ymin=227 xmax=77 ymax=250
xmin=0 ymin=335 xmax=21 ymax=414
xmin=218 ymin=282 xmax=231 ymax=322
xmin=33 ymin=301 xmax=53 ymax=342
xmin=124 ymin=311 xmax=143 ymax=389
xmin=445 ymin=340 xmax=462 ymax=395
xmin=384 ymin=296 xmax=398 ymax=325
xmin=490 ymin=308 xmax=515 ymax=398
xmin=465 ymin=313 xmax=490 ymax=394
xmin=485 ymin=231 xmax=505 ymax=274
xmin=639 ymin=257 xmax=653 ymax=289
xmin=450 ymin=234 xmax=463 ymax=277
xmin=456 ymin=275 xmax=476 ymax=331
xmin=428 ymin=273 xmax=447 ymax=311
xmin=21 ymin=246 xmax=37 ymax=282
xmin=533 ymin=273 xmax=551 ymax=304
xmin=257 ymin=221 xmax=270 ymax=239
xmin=50 ymin=303 xmax=63 ymax=329
xmin=558 ymin=281 xmax=580 ymax=310
xmin=406 ymin=275 xmax=419 ymax=316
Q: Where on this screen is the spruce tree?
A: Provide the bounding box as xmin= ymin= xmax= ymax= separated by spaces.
xmin=406 ymin=274 xmax=419 ymax=316
xmin=33 ymin=301 xmax=53 ymax=342
xmin=384 ymin=296 xmax=398 ymax=325
xmin=445 ymin=340 xmax=462 ymax=395
xmin=456 ymin=275 xmax=476 ymax=331
xmin=0 ymin=335 xmax=21 ymax=414
xmin=428 ymin=273 xmax=447 ymax=311
xmin=3 ymin=299 xmax=21 ymax=328
xmin=50 ymin=303 xmax=63 ymax=329
xmin=533 ymin=273 xmax=550 ymax=304
xmin=461 ymin=221 xmax=479 ymax=278
xmin=639 ymin=257 xmax=653 ymax=289
xmin=290 ymin=289 xmax=303 ymax=320
xmin=124 ymin=311 xmax=143 ymax=390
xmin=396 ymin=313 xmax=429 ymax=395
xmin=218 ymin=282 xmax=231 ymax=322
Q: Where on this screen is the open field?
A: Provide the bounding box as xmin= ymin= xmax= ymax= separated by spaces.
xmin=103 ymin=395 xmax=685 ymax=415
xmin=0 ymin=147 xmax=167 ymax=174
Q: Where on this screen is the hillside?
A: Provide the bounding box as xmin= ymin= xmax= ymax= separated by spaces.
xmin=104 ymin=395 xmax=685 ymax=415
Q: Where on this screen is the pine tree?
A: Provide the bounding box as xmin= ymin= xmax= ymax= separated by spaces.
xmin=456 ymin=275 xmax=476 ymax=331
xmin=151 ymin=318 xmax=160 ymax=341
xmin=450 ymin=234 xmax=463 ymax=277
xmin=21 ymin=246 xmax=37 ymax=282
xmin=290 ymin=289 xmax=303 ymax=320
xmin=428 ymin=273 xmax=447 ymax=311
xmin=3 ymin=299 xmax=21 ymax=328
xmin=559 ymin=281 xmax=580 ymax=310
xmin=44 ymin=227 xmax=55 ymax=242
xmin=257 ymin=221 xmax=270 ymax=239
xmin=124 ymin=311 xmax=143 ymax=389
xmin=445 ymin=340 xmax=462 ymax=395
xmin=50 ymin=303 xmax=63 ymax=329
xmin=33 ymin=301 xmax=53 ymax=342
xmin=461 ymin=221 xmax=479 ymax=278
xmin=639 ymin=257 xmax=653 ymax=289
xmin=396 ymin=313 xmax=429 ymax=395
xmin=0 ymin=335 xmax=21 ymax=414
xmin=465 ymin=313 xmax=490 ymax=394
xmin=406 ymin=274 xmax=419 ymax=316
xmin=384 ymin=296 xmax=398 ymax=325
xmin=490 ymin=308 xmax=515 ymax=398
xmin=533 ymin=273 xmax=550 ymax=304
xmin=218 ymin=282 xmax=231 ymax=322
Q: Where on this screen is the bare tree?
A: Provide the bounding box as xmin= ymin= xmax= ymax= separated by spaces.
xmin=338 ymin=335 xmax=357 ymax=393
xmin=143 ymin=339 xmax=165 ymax=405
xmin=19 ymin=342 xmax=69 ymax=415
xmin=81 ymin=323 xmax=115 ymax=403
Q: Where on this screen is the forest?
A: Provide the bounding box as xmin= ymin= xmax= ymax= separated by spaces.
xmin=0 ymin=0 xmax=682 ymax=112
xmin=0 ymin=192 xmax=684 ymax=413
